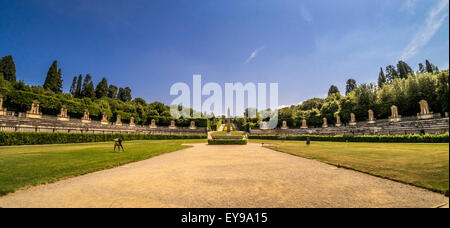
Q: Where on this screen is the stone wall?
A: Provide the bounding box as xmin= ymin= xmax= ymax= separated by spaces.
xmin=250 ymin=117 xmax=449 ymax=136
xmin=0 ymin=115 xmax=207 ymax=135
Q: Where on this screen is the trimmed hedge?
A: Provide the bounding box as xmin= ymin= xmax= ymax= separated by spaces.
xmin=208 ymin=139 xmax=248 ymax=145
xmin=248 ymin=133 xmax=449 ymax=143
xmin=0 ymin=132 xmax=206 ymax=146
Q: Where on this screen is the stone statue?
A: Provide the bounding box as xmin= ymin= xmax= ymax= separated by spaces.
xmin=335 ymin=114 xmax=342 ymax=127
xmin=389 ymin=105 xmax=401 ymax=122
xmin=417 ymin=99 xmax=433 ymax=119
xmin=57 ymin=105 xmax=69 ymax=121
xmin=322 ymin=117 xmax=328 ymax=128
xmin=281 ymin=120 xmax=288 ymax=130
xmin=26 ymin=100 xmax=42 ymax=119
xmin=368 ymin=109 xmax=376 ymax=124
xmin=169 ymin=120 xmax=176 ymax=129
xmin=150 ymin=119 xmax=157 ymax=129
xmin=189 ymin=121 xmax=197 ymax=130
xmin=129 ymin=117 xmax=135 ymax=127
xmin=349 ymin=113 xmax=357 ymax=126
xmin=0 ymin=94 xmax=7 ymax=116
xmin=81 ymin=109 xmax=91 ymax=123
xmin=301 ymin=119 xmax=308 ymax=129
xmin=115 ymin=114 xmax=122 ymax=126
xmin=101 ymin=112 xmax=109 ymax=125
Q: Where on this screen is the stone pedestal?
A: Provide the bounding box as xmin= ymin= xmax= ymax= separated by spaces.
xmin=301 ymin=119 xmax=308 ymax=129
xmin=115 ymin=115 xmax=122 ymax=126
xmin=101 ymin=112 xmax=109 ymax=125
xmin=322 ymin=118 xmax=328 ymax=128
xmin=349 ymin=113 xmax=357 ymax=126
xmin=417 ymin=113 xmax=433 ymax=120
xmin=335 ymin=115 xmax=342 ymax=127
xmin=0 ymin=94 xmax=6 ymax=116
xmin=389 ymin=117 xmax=402 ymax=122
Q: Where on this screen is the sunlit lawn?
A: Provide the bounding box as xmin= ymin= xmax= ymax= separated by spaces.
xmin=0 ymin=139 xmax=206 ymax=196
xmin=250 ymin=140 xmax=449 ymax=193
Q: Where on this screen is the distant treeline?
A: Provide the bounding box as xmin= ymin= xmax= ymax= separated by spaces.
xmin=235 ymin=59 xmax=449 ymax=130
xmin=0 ymin=55 xmax=214 ymax=126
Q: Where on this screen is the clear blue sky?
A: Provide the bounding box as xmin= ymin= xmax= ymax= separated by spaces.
xmin=1 ymin=0 xmax=449 ymax=107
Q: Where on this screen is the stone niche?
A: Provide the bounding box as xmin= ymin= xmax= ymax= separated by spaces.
xmin=57 ymin=105 xmax=70 ymax=121
xmin=389 ymin=105 xmax=402 ymax=122
xmin=169 ymin=120 xmax=177 ymax=129
xmin=101 ymin=112 xmax=109 ymax=125
xmin=26 ymin=100 xmax=43 ymax=119
xmin=301 ymin=119 xmax=308 ymax=129
xmin=368 ymin=109 xmax=376 ymax=124
xmin=189 ymin=121 xmax=197 ymax=130
xmin=335 ymin=114 xmax=342 ymax=127
xmin=0 ymin=94 xmax=7 ymax=116
xmin=81 ymin=109 xmax=91 ymax=123
xmin=349 ymin=113 xmax=357 ymax=126
xmin=149 ymin=119 xmax=157 ymax=129
xmin=129 ymin=117 xmax=135 ymax=127
xmin=281 ymin=121 xmax=289 ymax=130
xmin=115 ymin=115 xmax=122 ymax=126
xmin=417 ymin=100 xmax=433 ymax=120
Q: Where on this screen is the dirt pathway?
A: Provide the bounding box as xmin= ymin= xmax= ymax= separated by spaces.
xmin=0 ymin=143 xmax=447 ymax=208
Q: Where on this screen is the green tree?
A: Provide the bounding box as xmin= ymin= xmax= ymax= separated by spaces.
xmin=418 ymin=63 xmax=425 ymax=74
xmin=328 ymin=85 xmax=340 ymax=96
xmin=108 ymin=85 xmax=118 ymax=99
xmin=81 ymin=74 xmax=95 ymax=98
xmin=69 ymin=76 xmax=77 ymax=97
xmin=397 ymin=60 xmax=414 ymax=79
xmin=43 ymin=60 xmax=63 ymax=94
xmin=118 ymin=87 xmax=132 ymax=102
xmin=75 ymin=74 xmax=83 ymax=98
xmin=385 ymin=65 xmax=398 ymax=82
xmin=95 ymin=77 xmax=108 ymax=98
xmin=425 ymin=60 xmax=434 ymax=74
xmin=345 ymin=79 xmax=356 ymax=95
xmin=378 ymin=67 xmax=387 ymax=88
xmin=0 ymin=55 xmax=16 ymax=82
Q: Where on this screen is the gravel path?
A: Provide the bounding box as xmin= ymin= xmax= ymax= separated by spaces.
xmin=0 ymin=143 xmax=447 ymax=208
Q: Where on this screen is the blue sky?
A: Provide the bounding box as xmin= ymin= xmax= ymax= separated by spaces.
xmin=1 ymin=0 xmax=449 ymax=108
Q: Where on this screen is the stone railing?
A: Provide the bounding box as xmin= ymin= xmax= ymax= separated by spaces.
xmin=250 ymin=117 xmax=449 ymax=136
xmin=0 ymin=115 xmax=207 ymax=135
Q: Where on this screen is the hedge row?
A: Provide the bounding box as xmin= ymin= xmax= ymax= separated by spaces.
xmin=248 ymin=133 xmax=449 ymax=143
xmin=0 ymin=132 xmax=206 ymax=146
xmin=208 ymin=139 xmax=248 ymax=145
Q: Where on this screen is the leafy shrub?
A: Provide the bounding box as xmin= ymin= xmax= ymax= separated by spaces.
xmin=208 ymin=139 xmax=248 ymax=145
xmin=248 ymin=133 xmax=449 ymax=143
xmin=0 ymin=132 xmax=206 ymax=146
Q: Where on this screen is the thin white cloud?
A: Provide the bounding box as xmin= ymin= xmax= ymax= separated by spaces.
xmin=300 ymin=7 xmax=313 ymax=24
xmin=244 ymin=46 xmax=266 ymax=64
xmin=401 ymin=0 xmax=417 ymax=15
xmin=400 ymin=0 xmax=449 ymax=60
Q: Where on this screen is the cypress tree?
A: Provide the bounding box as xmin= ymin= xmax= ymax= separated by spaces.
xmin=425 ymin=60 xmax=434 ymax=73
xmin=0 ymin=55 xmax=16 ymax=82
xmin=75 ymin=74 xmax=83 ymax=98
xmin=108 ymin=85 xmax=118 ymax=99
xmin=95 ymin=77 xmax=109 ymax=98
xmin=328 ymin=85 xmax=340 ymax=96
xmin=81 ymin=74 xmax=95 ymax=98
xmin=378 ymin=67 xmax=387 ymax=88
xmin=345 ymin=79 xmax=356 ymax=95
xmin=43 ymin=60 xmax=63 ymax=94
xmin=70 ymin=76 xmax=77 ymax=97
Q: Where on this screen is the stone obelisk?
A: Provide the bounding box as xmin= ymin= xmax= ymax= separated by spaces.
xmin=227 ymin=108 xmax=231 ymax=135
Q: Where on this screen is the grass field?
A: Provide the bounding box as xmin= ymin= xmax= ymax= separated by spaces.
xmin=251 ymin=140 xmax=449 ymax=193
xmin=0 ymin=139 xmax=206 ymax=196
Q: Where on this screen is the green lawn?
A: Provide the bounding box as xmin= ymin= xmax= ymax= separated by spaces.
xmin=0 ymin=139 xmax=206 ymax=196
xmin=250 ymin=140 xmax=449 ymax=193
